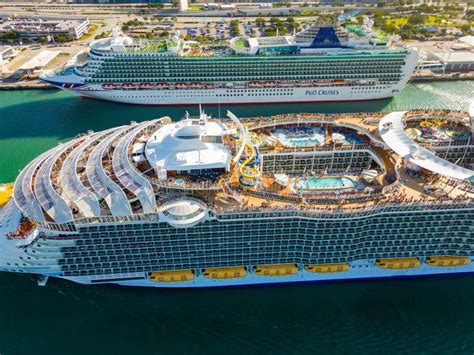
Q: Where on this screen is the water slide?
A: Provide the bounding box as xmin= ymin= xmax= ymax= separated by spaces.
xmin=239 ymin=144 xmax=261 ymax=188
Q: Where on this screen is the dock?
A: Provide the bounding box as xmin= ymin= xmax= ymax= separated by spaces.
xmin=0 ymin=80 xmax=55 ymax=90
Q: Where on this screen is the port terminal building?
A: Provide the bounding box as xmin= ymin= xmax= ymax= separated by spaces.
xmin=0 ymin=16 xmax=89 ymax=41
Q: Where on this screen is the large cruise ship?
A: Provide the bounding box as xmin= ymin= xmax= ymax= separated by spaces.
xmin=40 ymin=23 xmax=419 ymax=105
xmin=0 ymin=108 xmax=473 ymax=288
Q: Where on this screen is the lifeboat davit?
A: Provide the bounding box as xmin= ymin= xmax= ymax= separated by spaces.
xmin=155 ymin=82 xmax=169 ymax=89
xmin=262 ymin=81 xmax=276 ymax=87
xmin=101 ymin=83 xmax=116 ymax=90
xmin=122 ymin=83 xmax=137 ymax=90
xmin=315 ymin=80 xmax=330 ymax=86
xmin=175 ymin=82 xmax=188 ymax=89
xmin=139 ymin=82 xmax=154 ymax=90
xmin=189 ymin=82 xmax=204 ymax=89
xmin=297 ymin=80 xmax=312 ymax=87
xmin=248 ymin=81 xmax=262 ymax=88
xmin=278 ymin=81 xmax=292 ymax=87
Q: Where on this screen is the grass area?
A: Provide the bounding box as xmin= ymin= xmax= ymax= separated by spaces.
xmin=386 ymin=17 xmax=408 ymax=27
xmin=233 ymin=38 xmax=247 ymax=49
xmin=386 ymin=15 xmax=456 ymax=28
xmin=78 ymin=24 xmax=98 ymax=42
xmin=186 ymin=5 xmax=203 ymax=11
xmin=301 ymin=10 xmax=317 ymax=16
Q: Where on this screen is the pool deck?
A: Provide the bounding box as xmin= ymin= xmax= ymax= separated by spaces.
xmin=213 ymin=110 xmax=473 ymax=213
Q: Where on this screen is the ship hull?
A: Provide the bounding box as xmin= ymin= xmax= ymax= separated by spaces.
xmin=59 ymin=259 xmax=474 ymax=288
xmin=60 ymin=84 xmax=399 ymax=106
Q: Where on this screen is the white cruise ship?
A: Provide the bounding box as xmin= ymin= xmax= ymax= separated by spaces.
xmin=0 ymin=109 xmax=473 ymax=288
xmin=40 ymin=23 xmax=419 ymax=106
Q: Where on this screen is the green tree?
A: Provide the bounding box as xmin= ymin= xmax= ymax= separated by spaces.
xmin=38 ymin=36 xmax=48 ymax=44
xmin=270 ymin=17 xmax=281 ymax=24
xmin=54 ymin=34 xmax=72 ymax=43
xmin=196 ymin=35 xmax=208 ymax=43
xmin=255 ymin=17 xmax=266 ymax=27
xmin=460 ymin=24 xmax=472 ymax=35
xmin=400 ymin=23 xmax=416 ymax=39
xmin=407 ymin=14 xmax=425 ymax=25
xmin=381 ymin=23 xmax=397 ymax=34
xmin=276 ymin=22 xmax=287 ymax=35
xmin=288 ymin=20 xmax=300 ymax=32
xmin=230 ymin=20 xmax=240 ymax=36
xmin=265 ymin=27 xmax=276 ymax=36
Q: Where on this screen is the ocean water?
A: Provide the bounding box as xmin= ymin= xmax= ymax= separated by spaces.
xmin=0 ymin=82 xmax=473 ymax=354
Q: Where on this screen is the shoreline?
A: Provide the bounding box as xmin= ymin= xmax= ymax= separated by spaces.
xmin=0 ymin=81 xmax=56 ymax=90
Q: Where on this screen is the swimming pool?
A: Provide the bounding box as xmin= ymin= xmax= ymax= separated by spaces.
xmin=331 ymin=128 xmax=364 ymax=145
xmin=292 ymin=177 xmax=357 ymax=191
xmin=274 ymin=127 xmax=325 ymax=148
xmin=417 ymin=127 xmax=469 ymax=143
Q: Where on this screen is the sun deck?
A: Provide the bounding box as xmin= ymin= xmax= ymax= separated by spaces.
xmin=8 ymin=110 xmax=473 ymax=228
xmin=88 ymin=22 xmax=398 ymax=60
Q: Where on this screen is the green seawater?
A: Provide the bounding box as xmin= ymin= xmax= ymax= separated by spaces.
xmin=0 ymin=82 xmax=473 ymax=354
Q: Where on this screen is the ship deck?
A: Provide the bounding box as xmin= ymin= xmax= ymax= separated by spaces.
xmin=5 ymin=109 xmax=473 ymax=229
xmin=212 ymin=110 xmax=473 ymax=213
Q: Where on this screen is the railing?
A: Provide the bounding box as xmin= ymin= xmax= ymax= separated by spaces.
xmin=237 ymin=113 xmax=385 ymax=146
xmin=149 ymin=177 xmax=223 ymax=191
xmin=215 ymin=198 xmax=474 ymax=220
xmin=226 ymin=183 xmax=382 ymax=206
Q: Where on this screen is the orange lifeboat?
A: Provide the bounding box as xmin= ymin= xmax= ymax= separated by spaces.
xmin=332 ymin=79 xmax=346 ymax=86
